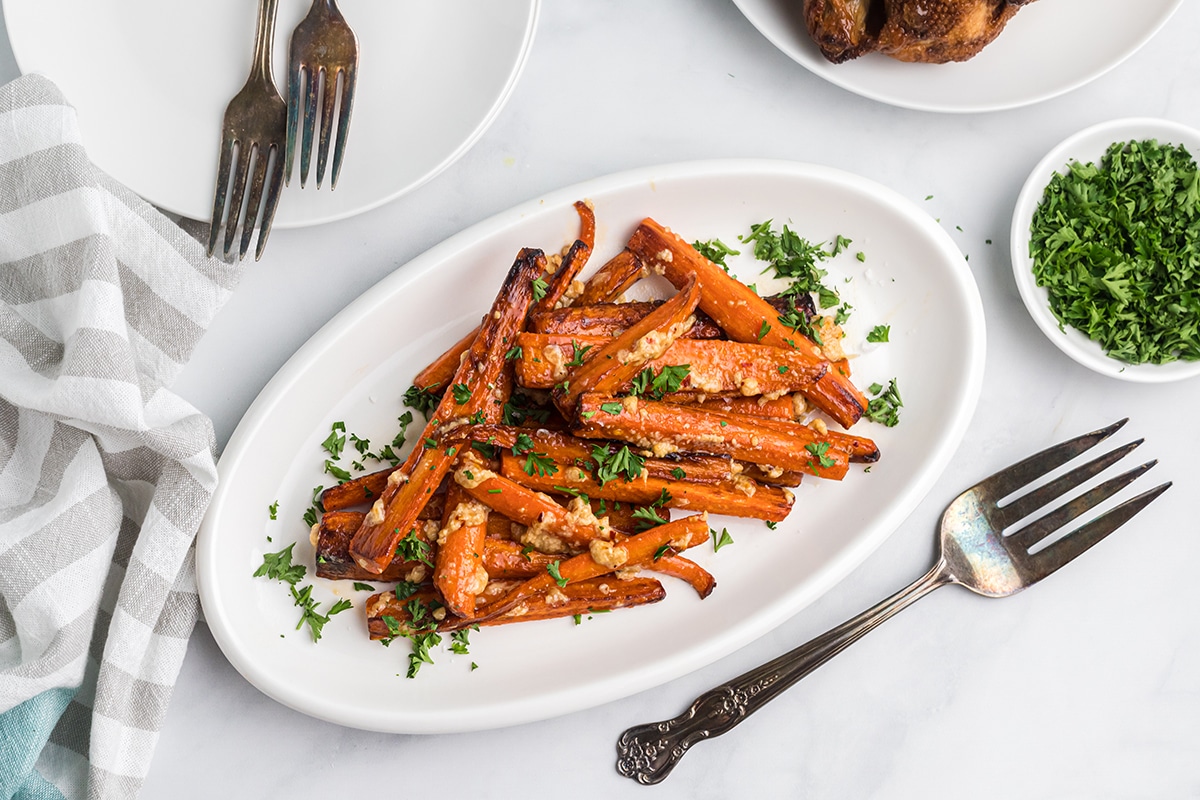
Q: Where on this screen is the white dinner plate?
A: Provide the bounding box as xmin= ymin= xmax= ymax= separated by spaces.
xmin=196 ymin=160 xmax=986 ymax=733
xmin=1011 ymin=117 xmax=1200 ymax=383
xmin=1 ymin=0 xmax=539 ymax=227
xmin=731 ymin=0 xmax=1183 ymax=113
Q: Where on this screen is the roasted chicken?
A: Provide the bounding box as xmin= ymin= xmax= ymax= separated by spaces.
xmin=803 ymin=0 xmax=1036 ymax=64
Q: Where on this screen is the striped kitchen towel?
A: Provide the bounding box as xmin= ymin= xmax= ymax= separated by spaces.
xmin=0 ymin=75 xmax=241 ymax=798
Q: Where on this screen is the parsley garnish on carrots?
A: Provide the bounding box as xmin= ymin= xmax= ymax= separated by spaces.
xmin=865 ymin=379 xmax=903 ymax=427
xmin=1030 ymin=139 xmax=1200 ymax=364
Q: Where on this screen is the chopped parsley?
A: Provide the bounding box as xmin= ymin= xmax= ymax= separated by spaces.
xmin=403 ymin=384 xmax=443 ymax=416
xmin=712 ymin=528 xmax=734 ymax=552
xmin=591 ymin=444 xmax=646 ymax=486
xmin=670 ymin=466 xmax=686 ymax=480
xmin=866 ymin=325 xmax=890 ymax=343
xmin=567 ymin=341 xmax=592 ymax=367
xmin=805 ymin=441 xmax=836 ymax=471
xmin=321 ymin=421 xmax=346 ymax=459
xmin=652 ymin=543 xmax=671 ymax=561
xmin=757 ymin=319 xmax=771 ymax=340
xmin=547 ymin=560 xmax=569 ymax=588
xmin=290 ymin=585 xmax=352 ymax=642
xmin=1030 ymin=138 xmax=1200 ymax=364
xmin=600 ymin=401 xmax=624 ymax=415
xmin=395 ymin=528 xmax=433 ymax=567
xmin=504 ymin=345 xmax=523 ymax=361
xmin=630 ymin=364 xmax=690 ymax=400
xmin=741 ymin=219 xmax=840 ymax=308
xmin=253 ymin=543 xmax=306 ymax=585
xmin=451 ymin=383 xmax=472 ymax=404
xmin=531 ymin=276 xmax=549 ymax=302
xmin=692 ymin=238 xmax=741 ymax=271
xmin=502 ymin=392 xmax=552 ymax=427
xmin=632 ymin=505 xmax=669 ymax=531
xmin=268 ymin=500 xmax=278 ymax=521
xmin=324 ymin=459 xmax=352 ymax=483
xmin=353 ymin=582 xmax=375 ymax=592
xmin=865 ymin=378 xmax=903 ymax=427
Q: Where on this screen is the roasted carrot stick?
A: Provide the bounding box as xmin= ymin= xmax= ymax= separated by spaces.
xmin=516 ymin=332 xmax=827 ymax=396
xmin=349 ymin=249 xmax=544 ymax=574
xmin=647 ymin=553 xmax=716 ymax=599
xmin=433 ymin=483 xmax=490 ymax=618
xmin=664 ymin=393 xmax=800 ymax=422
xmin=314 ymin=511 xmax=436 ymax=582
xmin=551 ymin=275 xmax=701 ymax=415
xmin=532 ymin=202 xmax=595 ymax=314
xmin=530 ymin=302 xmax=724 ymax=340
xmin=462 ymin=513 xmax=710 ymax=625
xmin=573 ymin=392 xmax=852 ymax=480
xmin=500 ymin=450 xmax=795 ymax=522
xmin=627 ymin=218 xmax=868 ymax=428
xmin=482 ymin=537 xmax=561 ymax=578
xmin=453 ymin=454 xmax=613 ymax=552
xmin=365 ymin=576 xmax=667 ymax=637
xmin=575 ymin=248 xmax=645 ymax=306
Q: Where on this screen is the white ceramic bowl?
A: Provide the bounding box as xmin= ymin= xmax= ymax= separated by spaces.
xmin=1011 ymin=117 xmax=1200 ymax=383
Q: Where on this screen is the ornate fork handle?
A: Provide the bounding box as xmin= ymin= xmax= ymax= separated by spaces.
xmin=616 ymin=561 xmax=954 ymax=784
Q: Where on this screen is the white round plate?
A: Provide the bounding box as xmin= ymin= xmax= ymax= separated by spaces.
xmin=731 ymin=0 xmax=1182 ymax=113
xmin=1011 ymin=118 xmax=1200 ymax=383
xmin=196 ymin=159 xmax=986 ymax=733
xmin=1 ymin=0 xmax=539 ymax=227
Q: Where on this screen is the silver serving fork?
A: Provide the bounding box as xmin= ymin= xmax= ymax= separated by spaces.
xmin=285 ymin=0 xmax=359 ymax=190
xmin=207 ymin=0 xmax=286 ymax=262
xmin=616 ymin=419 xmax=1170 ymax=784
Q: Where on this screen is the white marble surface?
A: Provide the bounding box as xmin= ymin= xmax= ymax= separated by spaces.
xmin=5 ymin=2 xmax=1200 ymax=797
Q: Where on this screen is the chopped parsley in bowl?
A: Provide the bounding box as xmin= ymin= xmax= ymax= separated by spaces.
xmin=1011 ymin=118 xmax=1200 ymax=383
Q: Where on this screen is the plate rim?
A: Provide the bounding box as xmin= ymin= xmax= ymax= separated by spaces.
xmin=197 ymin=158 xmax=988 ymax=732
xmin=1010 ymin=116 xmax=1200 ymax=384
xmin=0 ymin=0 xmax=542 ymax=228
xmin=729 ymin=0 xmax=1184 ymax=114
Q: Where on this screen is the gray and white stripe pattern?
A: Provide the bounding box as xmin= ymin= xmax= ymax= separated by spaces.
xmin=1 ymin=75 xmax=241 ymax=798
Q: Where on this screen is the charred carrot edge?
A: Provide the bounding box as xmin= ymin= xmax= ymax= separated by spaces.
xmin=501 ymin=451 xmax=794 ymax=522
xmin=627 ymin=218 xmax=867 ymax=428
xmin=573 ymin=392 xmax=852 ymax=480
xmin=433 ymin=483 xmax=490 ymax=618
xmin=717 ymin=412 xmax=879 ymax=462
xmin=511 ymin=427 xmax=735 ymax=485
xmin=650 ymin=554 xmax=716 ymax=599
xmin=517 ymin=332 xmax=827 ymax=396
xmin=483 ymin=537 xmax=560 ymax=579
xmin=530 ymin=302 xmax=724 ymax=339
xmin=664 ymin=393 xmax=798 ymax=422
xmin=576 ymin=248 xmax=645 ymax=306
xmin=366 ymin=576 xmax=667 ymax=637
xmin=322 ymin=466 xmax=420 ymax=511
xmin=315 ymin=511 xmax=434 ymax=582
xmin=533 ymin=202 xmax=596 ymax=314
xmin=459 ymin=513 xmax=710 ymax=626
xmin=349 ymin=249 xmax=544 ymax=574
xmin=736 ymin=461 xmax=805 ymax=488
xmin=454 ymin=454 xmax=612 ymax=550
xmin=551 ymin=275 xmax=701 ymax=414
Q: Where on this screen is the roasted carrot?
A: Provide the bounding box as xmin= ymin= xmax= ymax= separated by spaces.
xmin=575 ymin=248 xmax=645 ymax=306
xmin=365 ymin=576 xmax=667 ymax=637
xmin=647 ymin=553 xmax=716 ymax=599
xmin=530 ymin=302 xmax=724 ymax=340
xmin=433 ymin=483 xmax=490 ymax=618
xmin=627 ymin=218 xmax=868 ymax=428
xmin=665 ymin=393 xmax=800 ymax=422
xmin=516 ymin=332 xmax=827 ymax=396
xmin=463 ymin=513 xmax=710 ymax=625
xmin=453 ymin=454 xmax=614 ymax=552
xmin=349 ymin=248 xmax=544 ymax=574
xmin=532 ymin=201 xmax=595 ymax=314
xmin=573 ymin=392 xmax=852 ymax=480
xmin=314 ymin=511 xmax=437 ymax=582
xmin=500 ymin=450 xmax=795 ymax=522
xmin=551 ymin=275 xmax=701 ymax=415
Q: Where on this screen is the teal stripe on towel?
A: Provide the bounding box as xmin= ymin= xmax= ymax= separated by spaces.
xmin=0 ymin=687 xmax=73 ymax=800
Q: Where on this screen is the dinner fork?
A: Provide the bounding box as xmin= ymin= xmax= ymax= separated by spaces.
xmin=285 ymin=0 xmax=359 ymax=190
xmin=207 ymin=0 xmax=286 ymax=262
xmin=615 ymin=419 xmax=1170 ymax=784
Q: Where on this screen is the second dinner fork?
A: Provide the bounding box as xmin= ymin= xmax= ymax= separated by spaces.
xmin=207 ymin=0 xmax=286 ymax=262
xmin=285 ymin=0 xmax=359 ymax=190
xmin=615 ymin=419 xmax=1170 ymax=784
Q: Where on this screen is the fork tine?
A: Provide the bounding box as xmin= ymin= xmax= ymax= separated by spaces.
xmin=300 ymin=65 xmax=321 ymax=187
xmin=1023 ymin=481 xmax=1171 ymax=582
xmin=995 ymin=439 xmax=1143 ymax=528
xmin=330 ymin=65 xmax=356 ymax=189
xmin=207 ymin=137 xmax=235 ymax=256
xmin=222 ymin=142 xmax=253 ymax=258
xmin=237 ymin=143 xmax=271 ymax=260
xmin=284 ymin=64 xmax=305 ymax=186
xmin=1008 ymin=460 xmax=1158 ymax=551
xmin=314 ymin=66 xmax=340 ymax=187
xmin=976 ymin=419 xmax=1128 ymax=500
xmin=254 ymin=147 xmax=284 ymax=261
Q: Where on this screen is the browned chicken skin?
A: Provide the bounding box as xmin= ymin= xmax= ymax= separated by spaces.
xmin=803 ymin=0 xmax=1036 ymax=64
